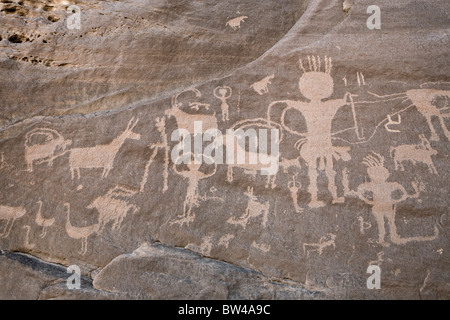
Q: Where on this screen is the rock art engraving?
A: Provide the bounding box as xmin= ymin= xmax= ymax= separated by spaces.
xmin=35 ymin=200 xmax=55 ymax=239
xmin=67 ymin=117 xmax=141 ymax=179
xmin=24 ymin=128 xmax=72 ymax=172
xmin=214 ymin=86 xmax=232 ymax=122
xmin=390 ymin=135 xmax=438 ymax=174
xmin=226 ymin=16 xmax=248 ymax=30
xmin=65 ymin=203 xmax=99 ymax=255
xmin=251 ymin=74 xmax=274 ymax=95
xmin=303 ymin=233 xmax=336 ymax=258
xmin=349 ymin=153 xmax=439 ymax=246
xmin=87 ymin=186 xmax=139 ymax=232
xmin=218 ymin=234 xmax=235 ymax=248
xmin=288 ymin=175 xmax=303 ymax=213
xmin=369 ymin=89 xmax=450 ymax=141
xmin=0 ymin=205 xmax=26 ymax=238
xmin=166 ymin=89 xmax=216 ymax=134
xmin=268 ymin=56 xmax=354 ymax=207
xmin=385 ymin=114 xmax=402 ymax=133
xmin=172 ymin=154 xmax=217 ymax=226
xmin=140 ymin=117 xmax=170 ymax=193
xmin=227 ymin=187 xmax=269 ymax=228
xmin=221 ymin=119 xmax=282 ymax=189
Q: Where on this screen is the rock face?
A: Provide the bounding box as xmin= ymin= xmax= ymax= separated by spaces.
xmin=0 ymin=0 xmax=449 ymax=300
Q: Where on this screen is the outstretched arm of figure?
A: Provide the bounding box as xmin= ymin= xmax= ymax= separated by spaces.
xmin=267 ymin=100 xmax=303 ymax=122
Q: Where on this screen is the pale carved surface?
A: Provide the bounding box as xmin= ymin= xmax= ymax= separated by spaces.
xmin=0 ymin=0 xmax=449 ymax=300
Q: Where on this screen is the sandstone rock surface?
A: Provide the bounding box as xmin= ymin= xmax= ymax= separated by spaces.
xmin=0 ymin=0 xmax=449 ymax=299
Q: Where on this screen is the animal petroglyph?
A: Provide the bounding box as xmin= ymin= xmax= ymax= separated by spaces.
xmin=251 ymin=74 xmax=274 ymax=95
xmin=166 ymin=89 xmax=216 ymax=134
xmin=219 ymin=119 xmax=282 ymax=189
xmin=369 ymin=89 xmax=450 ymax=141
xmin=303 ymin=233 xmax=336 ymax=258
xmin=140 ymin=117 xmax=170 ymax=193
xmin=24 ymin=128 xmax=72 ymax=172
xmin=65 ymin=203 xmax=99 ymax=255
xmin=288 ymin=175 xmax=303 ymax=213
xmin=67 ymin=117 xmax=141 ymax=179
xmin=349 ymin=153 xmax=439 ymax=246
xmin=35 ymin=200 xmax=55 ymax=239
xmin=0 ymin=205 xmax=26 ymax=238
xmin=268 ymin=56 xmax=354 ymax=207
xmin=87 ymin=186 xmax=139 ymax=232
xmin=214 ymin=86 xmax=232 ymax=122
xmin=226 ymin=16 xmax=248 ymax=30
xmin=228 ymin=187 xmax=270 ymax=228
xmin=390 ymin=135 xmax=438 ymax=174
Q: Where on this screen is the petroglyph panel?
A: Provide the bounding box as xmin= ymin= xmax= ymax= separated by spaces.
xmin=0 ymin=0 xmax=449 ymax=300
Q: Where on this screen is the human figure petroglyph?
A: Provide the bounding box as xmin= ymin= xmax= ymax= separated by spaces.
xmin=64 ymin=203 xmax=99 ymax=256
xmin=172 ymin=153 xmax=217 ymax=226
xmin=303 ymin=233 xmax=336 ymax=258
xmin=227 ymin=187 xmax=270 ymax=228
xmin=268 ymin=56 xmax=355 ymax=207
xmin=251 ymin=74 xmax=274 ymax=95
xmin=347 ymin=153 xmax=439 ymax=246
xmin=35 ymin=200 xmax=55 ymax=239
xmin=226 ymin=16 xmax=248 ymax=30
xmin=0 ymin=205 xmax=26 ymax=238
xmin=214 ymin=86 xmax=232 ymax=122
xmin=24 ymin=128 xmax=72 ymax=172
xmin=288 ymin=175 xmax=303 ymax=213
xmin=140 ymin=117 xmax=170 ymax=193
xmin=67 ymin=117 xmax=141 ymax=179
xmin=87 ymin=186 xmax=139 ymax=232
xmin=390 ymin=134 xmax=438 ymax=174
xmin=369 ymin=89 xmax=450 ymax=141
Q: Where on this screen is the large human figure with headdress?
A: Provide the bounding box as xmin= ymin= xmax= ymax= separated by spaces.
xmin=268 ymin=56 xmax=353 ymax=208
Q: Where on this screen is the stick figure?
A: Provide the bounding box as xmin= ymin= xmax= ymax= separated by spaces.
xmin=214 ymin=86 xmax=232 ymax=122
xmin=172 ymin=153 xmax=217 ymax=225
xmin=268 ymin=56 xmax=354 ymax=207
